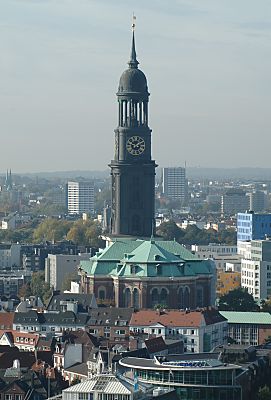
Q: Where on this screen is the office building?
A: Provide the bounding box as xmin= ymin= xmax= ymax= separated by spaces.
xmin=220 ymin=311 xmax=271 ymax=346
xmin=237 ymin=211 xmax=271 ymax=241
xmin=162 ymin=167 xmax=188 ymax=203
xmin=67 ymin=181 xmax=94 ymax=215
xmin=241 ymin=239 xmax=271 ymax=300
xmin=191 ymin=244 xmax=239 ymax=271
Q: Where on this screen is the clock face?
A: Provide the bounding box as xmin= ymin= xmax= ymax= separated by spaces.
xmin=126 ymin=136 xmax=145 ymax=156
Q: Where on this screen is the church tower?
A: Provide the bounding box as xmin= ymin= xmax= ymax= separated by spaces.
xmin=109 ymin=24 xmax=157 ymax=237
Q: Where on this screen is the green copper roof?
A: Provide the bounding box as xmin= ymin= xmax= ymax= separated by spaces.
xmin=220 ymin=311 xmax=271 ymax=325
xmin=124 ymin=240 xmax=184 ymax=264
xmin=79 ymin=239 xmax=212 ymax=278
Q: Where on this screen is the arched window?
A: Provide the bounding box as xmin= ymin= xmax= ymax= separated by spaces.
xmin=133 ymin=288 xmax=140 ymax=309
xmin=178 ymin=287 xmax=184 ymax=308
xmin=124 ymin=288 xmax=131 ymax=308
xmin=184 ymin=287 xmax=190 ymax=309
xmin=196 ymin=286 xmax=204 ymax=307
xmin=98 ymin=286 xmax=106 ymax=301
xmin=151 ymin=288 xmax=159 ymax=306
xmin=160 ymin=288 xmax=168 ymax=306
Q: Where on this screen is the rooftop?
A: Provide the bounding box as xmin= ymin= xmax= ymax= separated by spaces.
xmin=220 ymin=311 xmax=271 ymax=325
xmin=130 ymin=309 xmax=226 ymax=328
xmin=119 ymin=355 xmax=242 ymax=371
xmin=63 ymin=374 xmax=131 ymax=395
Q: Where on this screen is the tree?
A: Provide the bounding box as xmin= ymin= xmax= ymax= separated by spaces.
xmin=18 ymin=282 xmax=32 ymax=298
xmin=67 ymin=219 xmax=104 ymax=248
xmin=218 ymin=288 xmax=259 ymax=312
xmin=258 ymin=386 xmax=271 ymax=400
xmin=30 ymin=271 xmax=52 ymax=303
xmin=156 ymin=221 xmax=184 ymax=241
xmin=33 ymin=218 xmax=72 ymax=242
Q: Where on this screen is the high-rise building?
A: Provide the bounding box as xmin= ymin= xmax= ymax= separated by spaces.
xmin=248 ymin=190 xmax=267 ymax=212
xmin=162 ymin=167 xmax=187 ymax=204
xmin=109 ymin=28 xmax=156 ymax=237
xmin=221 ymin=189 xmax=248 ymax=215
xmin=237 ymin=211 xmax=271 ymax=241
xmin=67 ymin=181 xmax=94 ymax=215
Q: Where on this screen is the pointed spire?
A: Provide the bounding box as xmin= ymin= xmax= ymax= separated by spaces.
xmin=128 ymin=15 xmax=139 ymax=69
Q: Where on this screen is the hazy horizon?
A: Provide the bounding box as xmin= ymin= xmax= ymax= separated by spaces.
xmin=1 ymin=0 xmax=271 ymax=172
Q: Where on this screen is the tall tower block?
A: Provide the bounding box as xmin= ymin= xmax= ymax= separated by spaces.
xmin=109 ymin=25 xmax=157 ymax=237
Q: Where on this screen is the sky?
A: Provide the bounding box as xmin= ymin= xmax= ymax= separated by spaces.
xmin=0 ymin=0 xmax=271 ymax=173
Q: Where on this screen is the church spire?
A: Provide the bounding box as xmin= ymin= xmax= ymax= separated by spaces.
xmin=128 ymin=15 xmax=139 ymax=69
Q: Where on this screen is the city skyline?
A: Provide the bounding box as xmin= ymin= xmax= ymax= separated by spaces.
xmin=1 ymin=0 xmax=271 ymax=172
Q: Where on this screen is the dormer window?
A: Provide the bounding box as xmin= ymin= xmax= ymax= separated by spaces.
xmin=156 ymin=264 xmax=162 ymax=276
xmin=130 ymin=265 xmax=138 ymax=275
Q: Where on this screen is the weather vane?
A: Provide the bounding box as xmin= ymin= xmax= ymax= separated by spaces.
xmin=132 ymin=13 xmax=136 ymax=32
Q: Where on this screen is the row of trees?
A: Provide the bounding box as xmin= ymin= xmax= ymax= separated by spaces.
xmin=0 ymin=218 xmax=104 ymax=247
xmin=156 ymin=221 xmax=236 ymax=245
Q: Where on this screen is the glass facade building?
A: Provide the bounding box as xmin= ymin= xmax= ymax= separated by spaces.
xmin=119 ymin=355 xmax=243 ymax=400
xmin=237 ymin=212 xmax=271 ymax=241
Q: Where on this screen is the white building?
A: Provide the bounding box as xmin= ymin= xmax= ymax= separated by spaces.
xmin=45 ymin=253 xmax=91 ymax=290
xmin=67 ymin=181 xmax=94 ymax=215
xmin=191 ymin=243 xmax=240 ymax=271
xmin=162 ymin=167 xmax=187 ymax=203
xmin=241 ymin=239 xmax=271 ymax=300
xmin=130 ymin=309 xmax=228 ymax=353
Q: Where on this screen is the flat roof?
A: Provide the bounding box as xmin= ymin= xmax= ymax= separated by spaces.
xmin=119 ymin=356 xmax=242 ymax=371
xmin=220 ymin=311 xmax=271 ymax=325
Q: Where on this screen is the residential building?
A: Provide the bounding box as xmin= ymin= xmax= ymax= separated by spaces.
xmin=13 ymin=310 xmax=89 ymax=333
xmin=0 ymin=330 xmax=39 ymax=351
xmin=221 ymin=189 xmax=248 ymax=215
xmin=129 ymin=309 xmax=228 ymax=353
xmin=46 ymin=292 xmax=97 ymax=313
xmin=45 ymin=253 xmax=91 ymax=290
xmin=241 ymin=239 xmax=271 ymax=300
xmin=237 ymin=211 xmax=271 ymax=241
xmin=67 ymin=181 xmax=94 ymax=215
xmin=0 ymin=269 xmax=31 ymax=296
xmin=220 ymin=311 xmax=271 ymax=346
xmin=79 ymin=238 xmax=216 ymax=309
xmin=53 ymin=330 xmax=98 ymax=381
xmin=0 ymin=243 xmax=21 ymax=269
xmin=162 ymin=167 xmax=188 ymax=204
xmin=86 ymin=307 xmax=134 ymax=349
